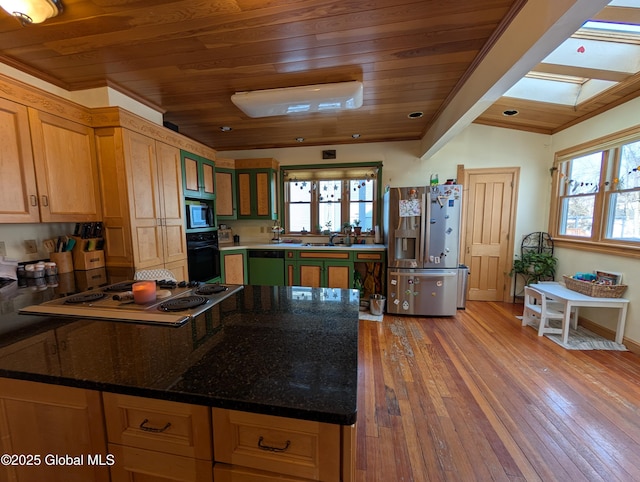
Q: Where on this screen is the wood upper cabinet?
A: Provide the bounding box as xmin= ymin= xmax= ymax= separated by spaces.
xmin=0 ymin=98 xmax=39 ymax=223
xmin=28 ymin=108 xmax=102 ymax=222
xmin=215 ymin=167 xmax=236 ymax=219
xmin=182 ymin=151 xmax=215 ymax=199
xmin=0 ymin=100 xmax=101 ymax=223
xmin=95 ymin=128 xmax=187 ymax=272
xmin=0 ymin=378 xmax=109 ymax=482
xmin=235 ymin=158 xmax=279 ymax=220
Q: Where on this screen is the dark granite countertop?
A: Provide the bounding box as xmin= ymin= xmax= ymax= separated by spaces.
xmin=0 ymin=284 xmax=359 ymax=425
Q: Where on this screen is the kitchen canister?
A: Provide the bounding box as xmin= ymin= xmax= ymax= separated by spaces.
xmin=50 ymin=251 xmax=74 ymax=274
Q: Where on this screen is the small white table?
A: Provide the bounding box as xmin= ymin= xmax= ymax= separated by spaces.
xmin=529 ymin=282 xmax=630 ymax=345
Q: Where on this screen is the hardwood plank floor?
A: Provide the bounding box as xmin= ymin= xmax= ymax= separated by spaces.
xmin=356 ymin=301 xmax=640 ymax=481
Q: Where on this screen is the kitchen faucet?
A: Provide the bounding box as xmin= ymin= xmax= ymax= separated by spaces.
xmin=329 ymin=233 xmax=342 ymax=246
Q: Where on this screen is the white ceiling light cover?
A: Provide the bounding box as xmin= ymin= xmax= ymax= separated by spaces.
xmin=231 ymin=81 xmax=364 ymax=118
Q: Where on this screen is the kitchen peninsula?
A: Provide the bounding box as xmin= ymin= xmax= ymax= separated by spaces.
xmin=0 ymin=285 xmax=358 ymax=482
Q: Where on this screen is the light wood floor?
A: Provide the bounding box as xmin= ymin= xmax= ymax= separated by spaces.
xmin=356 ymin=300 xmax=640 ymax=481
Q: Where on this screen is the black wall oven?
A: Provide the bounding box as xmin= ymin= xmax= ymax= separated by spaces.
xmin=186 ymin=232 xmax=221 ymax=282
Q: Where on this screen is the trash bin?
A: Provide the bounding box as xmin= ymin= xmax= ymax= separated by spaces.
xmin=369 ymin=294 xmax=386 ymax=315
xmin=457 ymin=265 xmax=470 ymax=309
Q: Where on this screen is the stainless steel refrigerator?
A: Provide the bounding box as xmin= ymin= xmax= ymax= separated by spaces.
xmin=383 ymin=185 xmax=462 ymax=316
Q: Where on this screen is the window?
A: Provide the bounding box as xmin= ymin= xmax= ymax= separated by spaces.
xmin=283 ymin=163 xmax=381 ymax=234
xmin=551 ymin=132 xmax=640 ymax=255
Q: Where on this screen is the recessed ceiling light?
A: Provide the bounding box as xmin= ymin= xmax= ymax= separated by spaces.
xmin=502 ymin=110 xmax=519 ymax=116
xmin=352 ymin=133 xmax=361 ymax=139
xmin=220 ymin=126 xmax=233 ymax=132
xmin=408 ymin=111 xmax=423 ymax=119
xmin=295 ymin=137 xmax=305 ymax=142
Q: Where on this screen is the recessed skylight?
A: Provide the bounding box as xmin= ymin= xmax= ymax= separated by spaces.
xmin=502 ymin=1 xmax=640 ymax=107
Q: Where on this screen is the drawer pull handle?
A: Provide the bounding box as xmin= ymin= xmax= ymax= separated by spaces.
xmin=258 ymin=436 xmax=290 ymax=452
xmin=139 ymin=419 xmax=171 ymax=433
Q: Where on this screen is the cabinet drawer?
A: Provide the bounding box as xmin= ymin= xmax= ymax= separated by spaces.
xmin=354 ymin=251 xmax=383 ymax=261
xmin=103 ymin=393 xmax=212 ymax=459
xmin=212 ymin=408 xmax=340 ymax=481
xmin=298 ymin=250 xmax=350 ymax=260
xmin=109 ymin=444 xmax=213 ymax=482
xmin=214 ymin=463 xmax=308 ymax=481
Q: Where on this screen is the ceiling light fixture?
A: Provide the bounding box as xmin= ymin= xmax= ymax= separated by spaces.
xmin=0 ymin=0 xmax=62 ymax=25
xmin=295 ymin=137 xmax=305 ymax=143
xmin=220 ymin=126 xmax=232 ymax=132
xmin=352 ymin=134 xmax=361 ymax=139
xmin=408 ymin=111 xmax=423 ymax=119
xmin=231 ymin=81 xmax=363 ymax=118
xmin=503 ymin=109 xmax=519 ymax=116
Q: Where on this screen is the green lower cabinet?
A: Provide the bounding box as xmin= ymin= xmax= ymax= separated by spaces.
xmin=288 ymin=259 xmax=353 ymax=289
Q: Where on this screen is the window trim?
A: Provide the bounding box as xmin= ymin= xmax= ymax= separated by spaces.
xmin=549 ymin=125 xmax=640 ymax=259
xmin=281 ymin=162 xmax=382 ymax=234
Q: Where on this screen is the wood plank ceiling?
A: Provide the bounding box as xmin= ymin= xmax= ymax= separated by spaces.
xmin=0 ymin=0 xmax=634 ymax=153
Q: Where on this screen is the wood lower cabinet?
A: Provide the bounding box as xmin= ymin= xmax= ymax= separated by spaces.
xmin=213 ymin=409 xmax=356 ymax=482
xmin=0 ymin=378 xmax=109 ymax=482
xmin=221 ymin=249 xmax=247 ymax=284
xmin=293 ymin=251 xmax=353 ymax=289
xmin=109 ymin=445 xmax=213 ymax=482
xmin=213 ymin=408 xmax=348 ymax=482
xmin=103 ymin=392 xmax=213 ymax=482
xmin=95 ymin=128 xmax=187 ymax=275
xmin=0 ymin=379 xmax=355 ymax=482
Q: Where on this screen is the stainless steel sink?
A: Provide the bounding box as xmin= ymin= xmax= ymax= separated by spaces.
xmin=302 ymin=243 xmax=349 ymax=247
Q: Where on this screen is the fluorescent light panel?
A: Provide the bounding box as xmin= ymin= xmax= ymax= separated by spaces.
xmin=231 ymin=81 xmax=363 ymax=118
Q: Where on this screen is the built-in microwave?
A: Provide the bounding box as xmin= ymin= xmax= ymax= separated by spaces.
xmin=187 ymin=204 xmax=214 ymax=229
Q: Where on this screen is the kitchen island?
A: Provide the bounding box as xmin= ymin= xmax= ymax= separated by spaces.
xmin=0 ymin=284 xmax=358 ymax=481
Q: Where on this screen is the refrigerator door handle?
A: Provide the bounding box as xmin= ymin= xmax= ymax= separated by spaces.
xmin=419 ymin=192 xmax=427 ymax=263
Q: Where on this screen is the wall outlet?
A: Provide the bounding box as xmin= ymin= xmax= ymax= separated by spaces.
xmin=24 ymin=239 xmax=38 ymax=254
xmin=0 ymin=241 xmax=6 ymax=257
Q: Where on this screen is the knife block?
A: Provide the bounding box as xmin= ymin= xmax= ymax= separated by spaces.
xmin=70 ymin=236 xmax=105 ymax=270
xmin=50 ymin=251 xmax=74 ymax=274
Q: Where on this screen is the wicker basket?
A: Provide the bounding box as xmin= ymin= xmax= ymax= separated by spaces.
xmin=563 ymin=275 xmax=627 ymax=298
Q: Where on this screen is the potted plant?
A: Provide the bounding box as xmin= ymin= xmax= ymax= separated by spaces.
xmin=510 ymin=251 xmax=558 ymax=286
xmin=353 ymin=219 xmax=362 ymax=235
xmin=322 ymin=221 xmax=332 ymax=235
xmin=342 ymin=221 xmax=352 ymax=234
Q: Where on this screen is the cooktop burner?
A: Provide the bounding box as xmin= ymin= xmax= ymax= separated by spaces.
xmin=158 ymin=295 xmax=209 ymax=312
xmin=64 ymin=292 xmax=108 ymax=304
xmin=195 ymin=284 xmax=228 ymax=295
xmin=103 ymin=282 xmax=135 ymax=292
xmin=20 ymin=281 xmax=244 ymax=325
